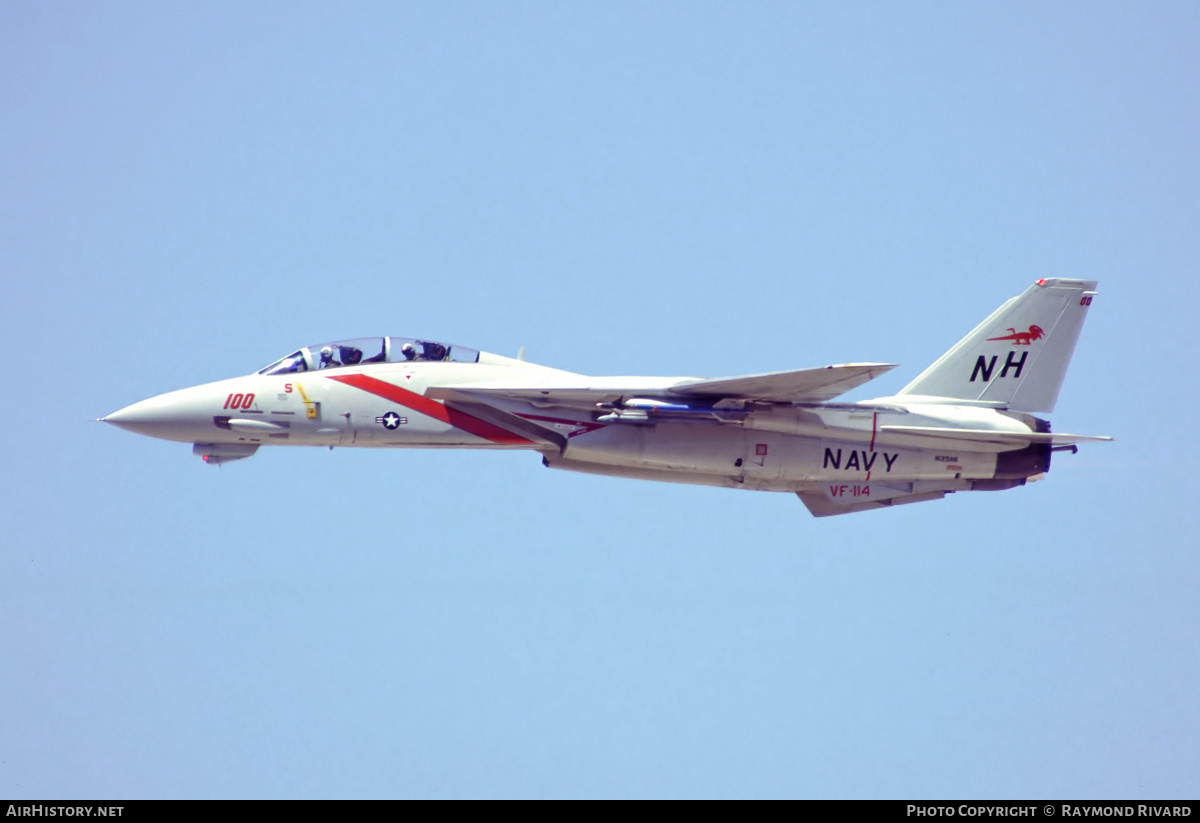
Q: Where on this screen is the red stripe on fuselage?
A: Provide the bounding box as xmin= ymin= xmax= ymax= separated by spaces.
xmin=326 ymin=373 xmax=535 ymax=446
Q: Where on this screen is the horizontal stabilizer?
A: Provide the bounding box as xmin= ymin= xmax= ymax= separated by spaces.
xmin=879 ymin=425 xmax=1113 ymax=448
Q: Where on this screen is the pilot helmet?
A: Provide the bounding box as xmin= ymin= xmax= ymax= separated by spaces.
xmin=400 ymin=343 xmax=416 ymax=360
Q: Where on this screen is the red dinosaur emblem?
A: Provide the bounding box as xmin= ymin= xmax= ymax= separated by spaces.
xmin=987 ymin=325 xmax=1044 ymax=345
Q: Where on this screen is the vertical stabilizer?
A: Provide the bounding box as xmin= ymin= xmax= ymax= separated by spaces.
xmin=897 ymin=279 xmax=1097 ymax=412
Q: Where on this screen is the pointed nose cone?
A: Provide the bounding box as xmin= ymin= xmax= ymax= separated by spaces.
xmin=102 ymin=385 xmax=219 ymax=442
xmin=102 ymin=396 xmax=177 ymax=437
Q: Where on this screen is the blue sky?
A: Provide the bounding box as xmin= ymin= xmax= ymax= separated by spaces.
xmin=3 ymin=1 xmax=1198 ymax=798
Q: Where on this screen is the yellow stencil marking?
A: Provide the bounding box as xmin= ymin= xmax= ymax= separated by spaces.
xmin=295 ymin=383 xmax=318 ymax=419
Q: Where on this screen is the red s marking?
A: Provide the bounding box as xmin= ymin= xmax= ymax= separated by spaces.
xmin=325 ymin=373 xmax=535 ymax=445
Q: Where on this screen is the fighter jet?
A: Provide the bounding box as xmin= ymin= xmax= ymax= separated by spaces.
xmin=103 ymin=278 xmax=1110 ymax=516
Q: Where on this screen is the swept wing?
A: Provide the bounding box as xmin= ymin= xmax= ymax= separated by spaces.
xmin=669 ymin=363 xmax=897 ymax=403
xmin=428 ymin=363 xmax=897 ymax=411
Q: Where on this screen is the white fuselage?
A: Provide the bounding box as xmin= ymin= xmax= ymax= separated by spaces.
xmin=104 ymin=353 xmax=1047 ymax=494
xmin=102 ymin=279 xmax=1107 ymax=515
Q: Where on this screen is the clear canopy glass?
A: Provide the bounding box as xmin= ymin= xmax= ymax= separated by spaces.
xmin=258 ymin=337 xmax=480 ymax=375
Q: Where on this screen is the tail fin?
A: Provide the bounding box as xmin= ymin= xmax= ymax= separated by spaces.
xmin=897 ymin=278 xmax=1098 ymax=412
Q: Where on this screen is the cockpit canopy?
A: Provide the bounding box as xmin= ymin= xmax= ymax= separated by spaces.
xmin=258 ymin=337 xmax=480 ymax=375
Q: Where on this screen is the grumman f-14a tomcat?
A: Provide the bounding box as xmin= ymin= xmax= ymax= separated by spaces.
xmin=103 ymin=278 xmax=1110 ymax=516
